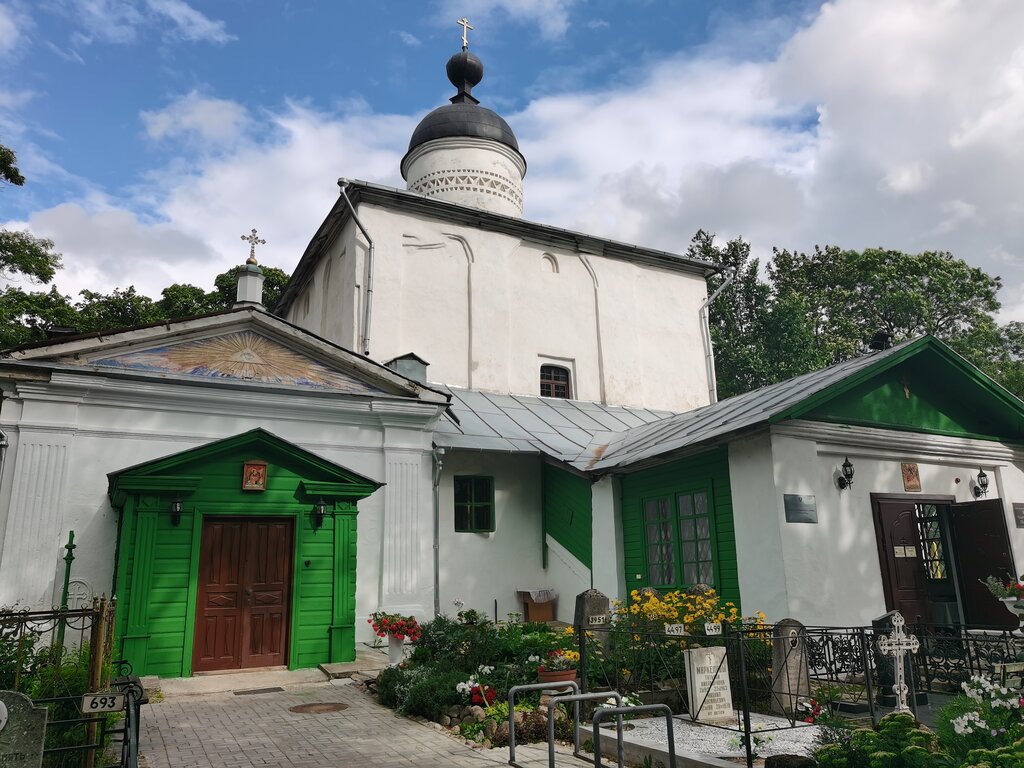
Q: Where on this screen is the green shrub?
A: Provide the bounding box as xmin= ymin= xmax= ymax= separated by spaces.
xmin=814 ymin=714 xmax=943 ymax=768
xmin=398 ymin=665 xmax=468 ymax=720
xmin=376 ymin=665 xmax=413 ymax=709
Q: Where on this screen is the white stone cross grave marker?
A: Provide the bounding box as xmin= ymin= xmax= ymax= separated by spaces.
xmin=876 ymin=611 xmax=919 ymax=714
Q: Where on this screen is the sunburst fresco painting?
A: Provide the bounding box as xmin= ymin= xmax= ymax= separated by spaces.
xmin=90 ymin=331 xmax=386 ymax=393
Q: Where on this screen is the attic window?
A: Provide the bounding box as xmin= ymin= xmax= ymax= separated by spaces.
xmin=540 ymin=365 xmax=571 ymax=399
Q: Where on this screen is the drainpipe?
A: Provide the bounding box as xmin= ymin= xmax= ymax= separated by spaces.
xmin=337 ymin=178 xmax=375 ymax=356
xmin=698 ymin=270 xmax=736 ymax=405
xmin=0 ymin=428 xmax=7 ymax=492
xmin=432 ymin=447 xmax=445 ymax=618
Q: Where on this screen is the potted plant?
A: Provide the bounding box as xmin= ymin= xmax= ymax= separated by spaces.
xmin=538 ymin=648 xmax=579 ymax=684
xmin=983 ymin=575 xmax=1024 ymax=623
xmin=368 ymin=611 xmax=422 ymax=665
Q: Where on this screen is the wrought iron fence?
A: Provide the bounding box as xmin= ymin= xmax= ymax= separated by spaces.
xmin=911 ymin=622 xmax=1024 ymax=693
xmin=1 ymin=597 xmax=119 ymax=767
xmin=571 ymin=617 xmax=1024 ymax=768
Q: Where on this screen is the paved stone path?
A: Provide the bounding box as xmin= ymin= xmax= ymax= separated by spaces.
xmin=140 ymin=680 xmax=566 ymax=768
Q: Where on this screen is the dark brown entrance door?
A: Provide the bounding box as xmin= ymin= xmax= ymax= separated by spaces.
xmin=872 ymin=497 xmax=933 ymax=624
xmin=949 ymin=499 xmax=1016 ymax=628
xmin=194 ymin=517 xmax=293 ymax=673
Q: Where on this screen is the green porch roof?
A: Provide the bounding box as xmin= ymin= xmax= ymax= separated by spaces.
xmin=108 ymin=427 xmax=382 ymax=506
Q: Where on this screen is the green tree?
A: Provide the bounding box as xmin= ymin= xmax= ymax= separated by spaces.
xmin=700 ymin=234 xmax=1021 ymax=399
xmin=75 ymin=286 xmax=160 ymax=331
xmin=0 ymin=286 xmax=77 ymax=348
xmin=0 ymin=142 xmax=62 ymax=283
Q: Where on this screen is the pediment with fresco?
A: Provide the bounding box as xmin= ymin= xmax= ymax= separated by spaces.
xmin=87 ymin=331 xmax=388 ymax=394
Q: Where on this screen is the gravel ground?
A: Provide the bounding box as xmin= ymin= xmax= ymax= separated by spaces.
xmin=601 ymin=713 xmax=821 ymax=759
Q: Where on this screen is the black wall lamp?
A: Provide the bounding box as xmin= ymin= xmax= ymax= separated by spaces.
xmin=311 ymin=497 xmax=327 ymax=530
xmin=170 ymin=496 xmax=184 ymax=527
xmin=836 ymin=457 xmax=855 ymax=490
xmin=974 ymin=469 xmax=989 ymax=498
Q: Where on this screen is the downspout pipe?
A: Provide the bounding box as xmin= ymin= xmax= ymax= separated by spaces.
xmin=431 ymin=447 xmax=445 ymax=618
xmin=337 ymin=178 xmax=375 ymax=356
xmin=698 ymin=269 xmax=736 ymax=405
xmin=0 ymin=428 xmax=8 ymax=493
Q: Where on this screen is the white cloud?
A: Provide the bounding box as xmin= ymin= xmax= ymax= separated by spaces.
xmin=0 ymin=3 xmax=20 ymax=56
xmin=20 ymin=0 xmax=1024 ymax=328
xmin=53 ymin=0 xmax=232 ymax=47
xmin=65 ymin=0 xmax=144 ymax=46
xmin=29 ymin=102 xmax=412 ymax=301
xmin=0 ymin=88 xmax=34 ymax=109
xmin=435 ymin=0 xmax=576 ymax=41
xmin=145 ymin=0 xmax=235 ymax=44
xmin=141 ymin=91 xmax=250 ymax=146
xmin=396 ymin=30 xmax=421 ymax=47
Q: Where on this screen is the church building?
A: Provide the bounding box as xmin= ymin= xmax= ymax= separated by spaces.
xmin=2 ymin=39 xmax=1024 ymax=679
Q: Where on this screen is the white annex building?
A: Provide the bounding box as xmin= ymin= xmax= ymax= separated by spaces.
xmin=2 ymin=41 xmax=1024 ymax=678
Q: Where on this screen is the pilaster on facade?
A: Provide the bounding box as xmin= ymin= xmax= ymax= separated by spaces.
xmin=0 ymin=429 xmax=73 ymax=605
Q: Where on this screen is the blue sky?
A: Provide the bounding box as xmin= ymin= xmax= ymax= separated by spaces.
xmin=4 ymin=1 xmax=1024 ymax=321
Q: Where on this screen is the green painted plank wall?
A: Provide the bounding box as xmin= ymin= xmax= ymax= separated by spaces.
xmin=619 ymin=446 xmax=740 ymax=607
xmin=116 ymin=442 xmax=355 ymax=678
xmin=542 ymin=464 xmax=593 ymax=568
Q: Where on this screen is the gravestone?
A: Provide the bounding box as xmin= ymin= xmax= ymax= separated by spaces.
xmin=771 ymin=618 xmax=811 ymax=715
xmin=574 ymin=589 xmax=611 ymax=658
xmin=684 ymin=646 xmax=734 ymax=723
xmin=0 ymin=690 xmax=48 ymax=768
xmin=573 ymin=589 xmax=610 ymax=630
xmin=871 ymin=611 xmax=927 ymax=708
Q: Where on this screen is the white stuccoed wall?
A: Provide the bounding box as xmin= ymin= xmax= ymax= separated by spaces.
xmin=543 ymin=536 xmax=590 ymax=622
xmin=731 ymin=420 xmax=1024 ymax=626
xmin=286 ymin=202 xmax=711 ymax=413
xmin=0 ymin=372 xmax=440 ymax=649
xmin=436 ymin=451 xmax=546 ymax=621
xmin=402 ymin=137 xmax=527 ymax=218
xmin=591 ymin=475 xmax=626 ymax=606
xmin=729 ymin=432 xmax=790 ymax=620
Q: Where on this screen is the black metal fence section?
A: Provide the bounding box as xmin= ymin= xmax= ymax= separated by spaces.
xmin=1 ymin=598 xmax=119 ymax=767
xmin=911 ymin=622 xmax=1024 ymax=693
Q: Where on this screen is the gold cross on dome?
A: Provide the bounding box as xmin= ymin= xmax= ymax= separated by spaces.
xmin=456 ymin=17 xmax=473 ymax=49
xmin=241 ymin=228 xmax=266 ymax=263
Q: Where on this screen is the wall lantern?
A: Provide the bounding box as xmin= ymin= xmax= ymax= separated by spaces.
xmin=836 ymin=457 xmax=855 ymax=490
xmin=311 ymin=497 xmax=327 ymax=530
xmin=170 ymin=496 xmax=184 ymax=527
xmin=974 ymin=469 xmax=989 ymax=498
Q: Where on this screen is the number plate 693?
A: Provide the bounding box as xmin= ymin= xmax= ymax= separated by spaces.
xmin=81 ymin=693 xmax=124 ymax=713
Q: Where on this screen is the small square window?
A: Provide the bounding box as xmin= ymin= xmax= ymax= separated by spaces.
xmin=540 ymin=365 xmax=572 ymax=399
xmin=454 ymin=476 xmax=495 ymax=532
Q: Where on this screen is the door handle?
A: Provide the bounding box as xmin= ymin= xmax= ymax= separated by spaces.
xmin=244 ymin=588 xmax=253 ymax=602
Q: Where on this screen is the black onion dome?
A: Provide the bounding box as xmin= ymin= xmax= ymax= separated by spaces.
xmin=404 ymin=48 xmax=521 ymax=158
xmin=407 ymin=103 xmax=520 ymax=153
xmin=446 ymin=50 xmax=484 ymax=97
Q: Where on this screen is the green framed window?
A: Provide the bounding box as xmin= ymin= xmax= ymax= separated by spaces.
xmin=643 ymin=489 xmax=715 ymax=588
xmin=454 ymin=476 xmax=495 ymax=532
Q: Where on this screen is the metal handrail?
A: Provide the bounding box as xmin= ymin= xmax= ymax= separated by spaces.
xmin=507 ymin=681 xmax=579 ymax=766
xmin=592 ymin=704 xmax=676 ymax=768
xmin=546 ymin=691 xmax=623 ymax=768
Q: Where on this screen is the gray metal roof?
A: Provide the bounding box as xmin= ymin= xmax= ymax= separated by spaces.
xmin=433 ymin=340 xmax=915 ymax=474
xmin=577 ymin=340 xmax=914 ymax=472
xmin=433 ymin=386 xmax=675 ymax=462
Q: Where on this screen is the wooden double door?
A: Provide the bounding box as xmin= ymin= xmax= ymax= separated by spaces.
xmin=194 ymin=517 xmax=294 ymax=673
xmin=872 ymin=495 xmax=1016 ymax=628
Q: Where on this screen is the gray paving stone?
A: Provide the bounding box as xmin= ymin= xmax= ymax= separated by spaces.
xmin=139 ymin=680 xmax=565 ymax=768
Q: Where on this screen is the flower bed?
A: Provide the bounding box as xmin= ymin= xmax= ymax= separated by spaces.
xmin=373 ymin=609 xmax=577 ymax=746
